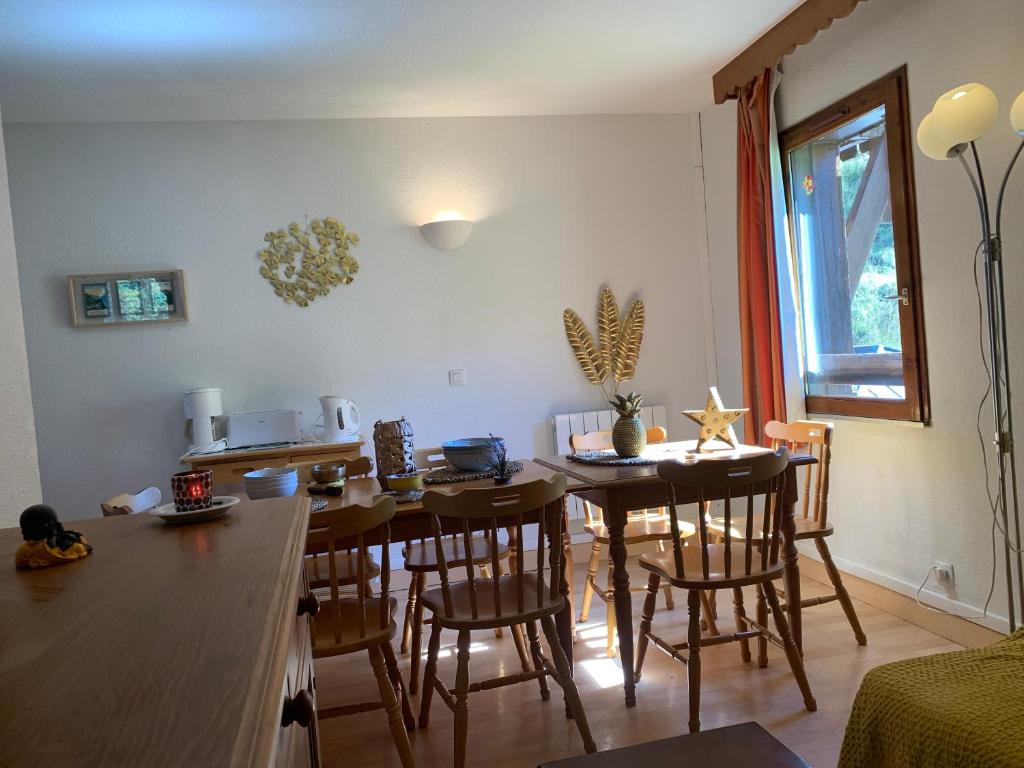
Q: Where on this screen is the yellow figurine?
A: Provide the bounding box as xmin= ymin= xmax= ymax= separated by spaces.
xmin=14 ymin=505 xmax=92 ymax=570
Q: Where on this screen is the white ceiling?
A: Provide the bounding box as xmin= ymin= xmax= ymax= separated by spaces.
xmin=0 ymin=1 xmax=802 ymax=123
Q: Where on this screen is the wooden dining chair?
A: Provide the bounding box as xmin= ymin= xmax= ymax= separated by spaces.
xmin=570 ymin=426 xmax=703 ymax=655
xmin=764 ymin=420 xmax=865 ymax=647
xmin=399 ymin=447 xmax=517 ymax=695
xmin=634 ymin=449 xmax=816 ymax=733
xmin=707 ymin=420 xmax=864 ymax=660
xmin=299 ymin=455 xmax=381 ymax=596
xmin=417 ymin=475 xmax=596 ymax=767
xmin=305 ymin=496 xmax=415 ymax=767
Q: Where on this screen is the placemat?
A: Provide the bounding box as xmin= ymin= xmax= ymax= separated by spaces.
xmin=567 ymin=451 xmax=659 ymax=466
xmin=373 ymin=489 xmax=426 ymax=504
xmin=424 ymin=461 xmax=525 ymax=485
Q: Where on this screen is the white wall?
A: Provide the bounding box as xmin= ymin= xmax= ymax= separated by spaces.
xmin=699 ymin=0 xmax=1024 ymax=630
xmin=0 ymin=105 xmax=41 ymax=526
xmin=5 ymin=115 xmax=709 ymax=519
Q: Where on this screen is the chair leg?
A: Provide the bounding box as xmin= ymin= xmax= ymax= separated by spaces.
xmin=400 ymin=571 xmax=417 ymax=654
xmin=579 ymin=540 xmax=601 ymax=622
xmin=418 ymin=619 xmax=443 ymax=729
xmin=605 ymin=561 xmax=617 ymax=657
xmin=763 ymin=581 xmax=817 ymax=712
xmin=540 ymin=615 xmax=597 ymax=753
xmin=634 ymin=572 xmax=660 ymax=681
xmin=756 ymin=583 xmax=769 ymax=668
xmin=454 ymin=629 xmax=472 ymax=768
xmin=686 ymin=589 xmax=702 ymax=733
xmin=732 ymin=587 xmax=752 ymax=663
xmin=409 ymin=572 xmax=425 ymax=694
xmin=816 ymin=537 xmax=867 ymax=645
xmin=479 ymin=563 xmax=504 ymax=639
xmin=369 ymin=645 xmax=415 ymax=768
xmin=656 ymin=540 xmax=675 ymax=610
xmin=382 ymin=641 xmax=416 ymax=732
xmin=699 ymin=590 xmax=720 ymax=636
xmin=511 ymin=622 xmax=533 ymax=671
xmin=526 ymin=620 xmax=551 ymax=701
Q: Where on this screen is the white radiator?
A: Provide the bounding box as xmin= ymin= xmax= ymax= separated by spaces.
xmin=552 ymin=404 xmax=668 ymax=526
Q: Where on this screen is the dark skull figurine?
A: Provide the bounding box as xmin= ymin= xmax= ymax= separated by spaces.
xmin=19 ymin=505 xmax=93 ymax=554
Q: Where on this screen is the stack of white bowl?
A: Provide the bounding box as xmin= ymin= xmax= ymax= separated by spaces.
xmin=244 ymin=467 xmax=299 ymax=499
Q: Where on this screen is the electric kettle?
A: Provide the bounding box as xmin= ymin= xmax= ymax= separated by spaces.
xmin=317 ymin=396 xmax=361 ymax=442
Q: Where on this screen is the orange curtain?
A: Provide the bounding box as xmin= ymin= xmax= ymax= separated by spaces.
xmin=737 ymin=68 xmax=786 ymax=445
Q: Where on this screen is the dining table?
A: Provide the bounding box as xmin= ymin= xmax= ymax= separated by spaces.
xmin=533 ymin=440 xmax=817 ymax=708
xmin=310 ymin=459 xmax=588 ymax=694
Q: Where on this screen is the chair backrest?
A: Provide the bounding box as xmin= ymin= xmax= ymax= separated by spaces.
xmin=287 ymin=454 xmax=374 ymax=484
xmin=569 ymin=425 xmax=667 ymax=454
xmin=570 ymin=426 xmax=667 ymax=523
xmin=422 ymin=475 xmax=567 ymax=620
xmin=306 ymin=496 xmax=396 ymax=647
xmin=657 ymin=448 xmax=789 ymax=581
xmin=414 ymin=446 xmax=448 ymax=469
xmin=765 ymin=420 xmax=832 ymax=527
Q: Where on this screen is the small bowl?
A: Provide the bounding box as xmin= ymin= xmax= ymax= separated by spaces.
xmin=310 ymin=463 xmax=346 ymax=483
xmin=442 ymin=437 xmax=503 ymax=472
xmin=386 ymin=472 xmax=424 ymax=493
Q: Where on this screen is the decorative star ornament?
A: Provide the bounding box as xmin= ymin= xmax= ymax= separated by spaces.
xmin=682 ymin=386 xmax=749 ymax=452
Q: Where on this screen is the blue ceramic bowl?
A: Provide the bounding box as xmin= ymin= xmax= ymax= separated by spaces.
xmin=442 ymin=437 xmax=504 ymax=472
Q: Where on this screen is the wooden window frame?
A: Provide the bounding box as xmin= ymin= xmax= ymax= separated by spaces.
xmin=780 ymin=66 xmax=931 ymax=423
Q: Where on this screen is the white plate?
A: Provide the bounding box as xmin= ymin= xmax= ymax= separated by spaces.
xmin=149 ymin=496 xmax=240 ymax=525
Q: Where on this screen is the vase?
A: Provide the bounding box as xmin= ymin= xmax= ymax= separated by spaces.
xmin=612 ymin=416 xmax=647 ymax=458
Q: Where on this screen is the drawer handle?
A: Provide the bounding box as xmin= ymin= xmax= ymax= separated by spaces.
xmin=281 ymin=689 xmax=316 ymax=728
xmin=297 ymin=592 xmax=320 ymax=618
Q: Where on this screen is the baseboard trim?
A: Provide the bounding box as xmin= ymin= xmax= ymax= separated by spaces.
xmin=795 ymin=546 xmax=1005 ymax=648
xmin=565 ymin=540 xmax=1005 ymax=648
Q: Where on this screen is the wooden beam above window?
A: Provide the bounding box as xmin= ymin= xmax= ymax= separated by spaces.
xmin=712 ymin=0 xmax=867 ymax=104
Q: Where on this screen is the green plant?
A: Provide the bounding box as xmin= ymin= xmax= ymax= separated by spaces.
xmin=609 ymin=392 xmax=643 ymax=419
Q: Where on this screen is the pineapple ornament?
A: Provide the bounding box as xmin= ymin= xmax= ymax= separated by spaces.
xmin=610 ymin=392 xmax=646 ymax=458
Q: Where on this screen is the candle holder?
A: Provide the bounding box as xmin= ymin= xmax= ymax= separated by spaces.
xmin=171 ymin=470 xmax=213 ymax=513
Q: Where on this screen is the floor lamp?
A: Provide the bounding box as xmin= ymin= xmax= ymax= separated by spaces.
xmin=917 ymin=84 xmax=1024 ymax=632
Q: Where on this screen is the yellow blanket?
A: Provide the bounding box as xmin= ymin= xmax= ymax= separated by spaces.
xmin=838 ymin=629 xmax=1024 ymax=768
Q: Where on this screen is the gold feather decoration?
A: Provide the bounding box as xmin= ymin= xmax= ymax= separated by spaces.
xmin=564 ymin=287 xmax=645 ymax=399
xmin=257 ymin=216 xmax=359 ymax=307
xmin=620 ymin=300 xmax=644 ymax=382
xmin=563 ymin=309 xmax=604 ymax=385
xmin=597 ymin=287 xmax=618 ymax=377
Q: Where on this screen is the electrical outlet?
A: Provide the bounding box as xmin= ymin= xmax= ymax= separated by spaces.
xmin=448 ymin=369 xmax=466 ymax=387
xmin=934 ymin=561 xmax=955 ymax=587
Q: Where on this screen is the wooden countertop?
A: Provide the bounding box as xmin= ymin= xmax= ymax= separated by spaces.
xmin=0 ymin=497 xmax=311 ymax=768
xmin=180 ymin=439 xmax=363 ymax=466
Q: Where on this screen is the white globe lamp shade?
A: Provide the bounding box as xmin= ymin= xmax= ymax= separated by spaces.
xmin=1011 ymin=90 xmax=1024 ymax=136
xmin=419 ymin=218 xmax=474 ymax=250
xmin=916 ymin=111 xmax=959 ymax=161
xmin=932 ymin=83 xmax=999 ymax=144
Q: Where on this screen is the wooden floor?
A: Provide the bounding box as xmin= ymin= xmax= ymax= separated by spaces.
xmin=315 ymin=558 xmax=962 ymax=768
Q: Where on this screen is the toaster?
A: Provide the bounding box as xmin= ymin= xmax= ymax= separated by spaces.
xmin=226 ymin=410 xmax=301 ymax=449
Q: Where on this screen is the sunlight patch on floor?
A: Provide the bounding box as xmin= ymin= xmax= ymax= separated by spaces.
xmin=580 ymin=658 xmax=624 ymax=688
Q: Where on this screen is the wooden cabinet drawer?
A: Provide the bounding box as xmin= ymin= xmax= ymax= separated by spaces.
xmin=275 ymin=561 xmax=320 ymax=767
xmin=287 ymin=449 xmax=360 ymax=465
xmin=208 ymin=458 xmax=289 ymax=486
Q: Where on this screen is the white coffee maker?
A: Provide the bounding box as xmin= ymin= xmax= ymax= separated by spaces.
xmin=183 ymin=387 xmax=226 ymax=453
xmin=317 ymin=396 xmax=361 ymax=442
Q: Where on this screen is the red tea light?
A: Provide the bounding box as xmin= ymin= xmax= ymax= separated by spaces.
xmin=171 ymin=470 xmax=213 ymax=513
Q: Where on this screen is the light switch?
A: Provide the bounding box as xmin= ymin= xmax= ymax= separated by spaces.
xmin=449 ymin=369 xmax=466 ymax=387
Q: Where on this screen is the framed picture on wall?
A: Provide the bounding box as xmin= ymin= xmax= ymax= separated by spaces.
xmin=67 ymin=269 xmax=188 ymax=327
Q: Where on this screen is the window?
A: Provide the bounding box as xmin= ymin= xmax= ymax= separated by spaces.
xmin=781 ymin=67 xmax=930 ymax=422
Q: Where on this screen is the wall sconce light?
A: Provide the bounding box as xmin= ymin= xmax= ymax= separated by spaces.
xmin=419 ymin=210 xmax=474 ymax=250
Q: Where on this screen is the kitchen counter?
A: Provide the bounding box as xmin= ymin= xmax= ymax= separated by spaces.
xmin=0 ymin=497 xmax=318 ymax=767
